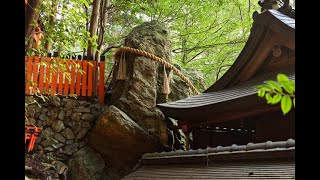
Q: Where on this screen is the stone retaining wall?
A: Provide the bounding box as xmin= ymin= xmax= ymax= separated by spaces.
xmin=25 ymin=95 xmax=107 ymax=179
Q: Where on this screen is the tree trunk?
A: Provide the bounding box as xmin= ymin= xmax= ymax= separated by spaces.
xmin=95 ymin=0 xmax=110 ymax=61
xmin=25 ymin=0 xmax=40 ymax=49
xmin=44 ymin=1 xmax=58 ymax=53
xmin=93 ymin=0 xmax=110 ymax=97
xmin=87 ymin=0 xmax=101 ymax=59
xmin=83 ymin=4 xmax=89 ymax=57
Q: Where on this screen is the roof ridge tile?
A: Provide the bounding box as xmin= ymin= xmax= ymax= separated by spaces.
xmin=142 ymin=139 xmax=295 ymax=159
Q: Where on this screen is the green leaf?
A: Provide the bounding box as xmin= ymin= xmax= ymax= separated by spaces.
xmin=281 ymin=81 xmax=295 ymax=94
xmin=281 ymin=95 xmax=292 ymax=115
xmin=266 ymin=80 xmax=282 ymax=92
xmin=256 ymin=84 xmax=273 ymax=91
xmin=271 ymin=93 xmax=282 ymax=104
xmin=277 ymin=73 xmax=290 ymax=83
xmin=257 ymin=89 xmax=265 ymax=97
xmin=293 ymin=98 xmax=295 ymax=108
xmin=265 ymin=93 xmax=272 ymax=104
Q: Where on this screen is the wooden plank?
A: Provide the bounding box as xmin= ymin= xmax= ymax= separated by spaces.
xmin=58 ymin=59 xmax=64 ymax=94
xmin=44 ymin=58 xmax=51 ymax=94
xmin=75 ymin=60 xmax=82 ymax=96
xmin=25 ymin=56 xmax=34 ymax=94
xmin=69 ymin=60 xmax=76 ymax=95
xmin=50 ymin=58 xmax=58 ymax=95
xmin=38 ymin=57 xmax=45 ymax=94
xmin=87 ymin=60 xmax=93 ymax=96
xmin=63 ymin=60 xmax=71 ymax=95
xmin=99 ymin=61 xmax=105 ymax=104
xmin=81 ymin=60 xmax=88 ymax=96
xmin=31 ymin=56 xmax=40 ymax=95
xmin=92 ymin=61 xmax=97 ymax=95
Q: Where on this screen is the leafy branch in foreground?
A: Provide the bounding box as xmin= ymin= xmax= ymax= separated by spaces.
xmin=256 ymin=73 xmax=295 ymax=115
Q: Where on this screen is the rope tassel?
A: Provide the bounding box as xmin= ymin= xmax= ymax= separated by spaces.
xmin=116 ymin=51 xmax=127 ymax=80
xmin=114 ymin=47 xmax=200 ymax=95
xmin=162 ymin=66 xmax=171 ymax=95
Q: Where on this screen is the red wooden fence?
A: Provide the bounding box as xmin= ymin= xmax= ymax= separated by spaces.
xmin=25 ymin=56 xmax=105 ymax=104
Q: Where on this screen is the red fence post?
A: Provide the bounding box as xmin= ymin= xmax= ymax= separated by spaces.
xmin=51 ymin=58 xmax=58 ymax=95
xmin=25 ymin=56 xmax=33 ymax=94
xmin=44 ymin=58 xmax=51 ymax=94
xmin=31 ymin=56 xmax=40 ymax=95
xmin=99 ymin=60 xmax=105 ymax=104
xmin=87 ymin=60 xmax=94 ymax=96
xmin=82 ymin=60 xmax=88 ymax=96
xmin=75 ymin=60 xmax=82 ymax=96
xmin=38 ymin=57 xmax=45 ymax=94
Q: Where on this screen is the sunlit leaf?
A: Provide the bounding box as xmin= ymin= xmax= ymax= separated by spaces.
xmin=281 ymin=95 xmax=292 ymax=115
xmin=271 ymin=93 xmax=282 ymax=104
xmin=266 ymin=80 xmax=282 ymax=92
xmin=281 ymin=81 xmax=295 ymax=94
xmin=257 ymin=89 xmax=265 ymax=97
xmin=293 ymin=98 xmax=295 ymax=108
xmin=265 ymin=93 xmax=272 ymax=104
xmin=256 ymin=84 xmax=272 ymax=91
xmin=277 ymin=73 xmax=290 ymax=83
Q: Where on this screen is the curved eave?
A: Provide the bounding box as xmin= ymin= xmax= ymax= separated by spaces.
xmin=267 ymin=9 xmax=295 ymax=40
xmin=205 ymin=10 xmax=295 ymax=93
xmin=157 ymin=66 xmax=294 ymax=123
xmin=158 ymin=94 xmax=266 ymax=124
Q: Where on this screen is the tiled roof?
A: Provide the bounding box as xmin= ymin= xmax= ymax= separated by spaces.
xmin=143 ymin=139 xmax=295 ymax=159
xmin=123 ymin=161 xmax=295 ymax=179
xmin=157 ymin=65 xmax=294 ymax=109
xmin=123 ymin=139 xmax=295 ymax=180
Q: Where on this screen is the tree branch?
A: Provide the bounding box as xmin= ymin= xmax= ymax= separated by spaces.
xmin=101 ymin=45 xmax=121 ymax=55
xmin=215 ymin=64 xmax=232 ymax=81
xmin=160 ymin=0 xmax=187 ymax=23
xmin=186 ymin=50 xmax=205 ymax=64
xmin=179 ymin=18 xmax=228 ymax=37
xmin=239 ymin=6 xmax=243 ymax=21
xmin=163 ymin=5 xmax=204 ymax=23
xmin=172 ymin=40 xmax=246 ymax=53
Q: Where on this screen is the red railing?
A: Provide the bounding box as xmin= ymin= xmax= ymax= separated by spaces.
xmin=25 ymin=56 xmax=105 ymax=104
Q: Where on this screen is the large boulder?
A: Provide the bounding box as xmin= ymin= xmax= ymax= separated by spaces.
xmin=111 ymin=21 xmax=171 ymax=146
xmin=88 ymin=106 xmax=159 ymax=177
xmin=68 ymin=147 xmax=106 ymax=180
xmin=168 ymin=66 xmax=206 ymax=102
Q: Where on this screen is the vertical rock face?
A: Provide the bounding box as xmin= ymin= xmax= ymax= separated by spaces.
xmin=111 ymin=21 xmax=172 ymax=146
xmin=168 ymin=66 xmax=206 ymax=102
xmin=68 ymin=147 xmax=106 ymax=180
xmin=88 ymin=106 xmax=159 ymax=178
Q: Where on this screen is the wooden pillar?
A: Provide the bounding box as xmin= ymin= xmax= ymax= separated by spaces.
xmin=181 ymin=123 xmax=190 ymax=150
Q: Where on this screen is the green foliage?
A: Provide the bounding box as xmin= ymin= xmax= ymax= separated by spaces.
xmin=25 ymin=0 xmax=91 ymax=56
xmin=256 ymin=73 xmax=295 ymax=115
xmin=281 ymin=95 xmax=292 ymax=115
xmin=150 ymin=0 xmax=260 ymax=87
xmin=27 ymin=0 xmax=259 ymax=89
